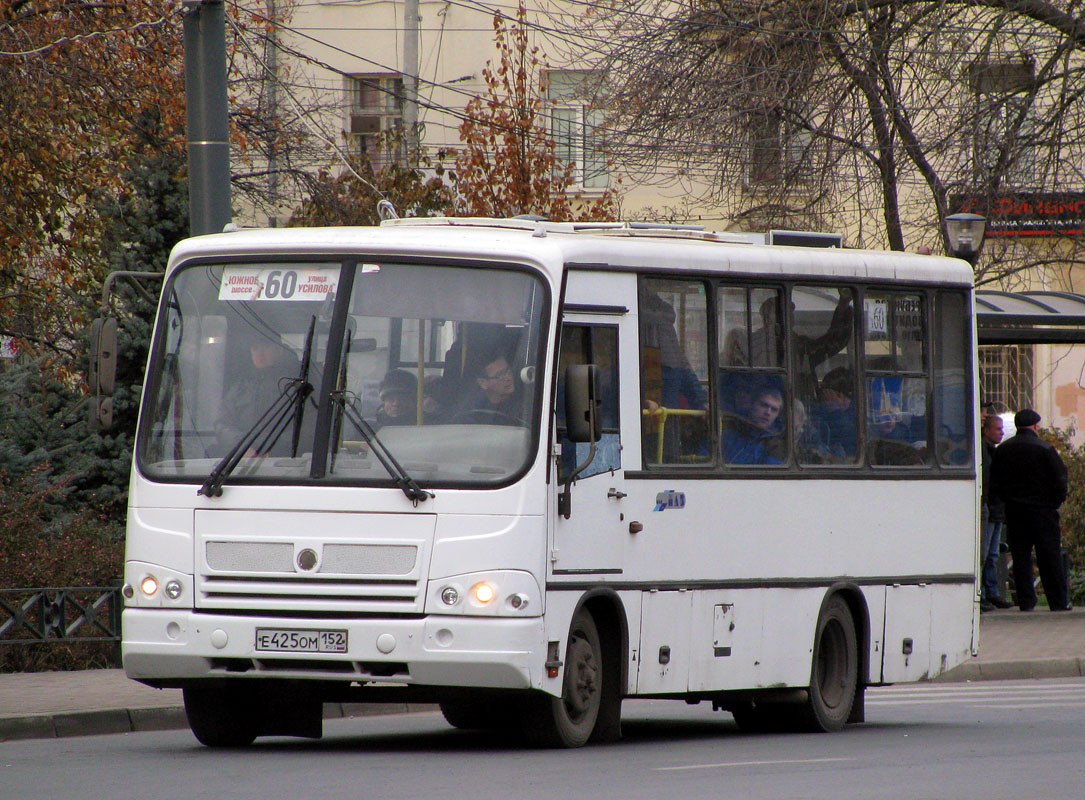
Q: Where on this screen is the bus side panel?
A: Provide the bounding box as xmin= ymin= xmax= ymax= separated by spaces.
xmin=636 ymin=590 xmax=692 ymax=694
xmin=928 ymin=582 xmax=976 ymax=677
xmin=881 ymin=584 xmax=933 ymax=682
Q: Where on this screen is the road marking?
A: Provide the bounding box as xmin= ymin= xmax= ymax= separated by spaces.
xmin=867 ymin=681 xmax=1085 ymax=708
xmin=979 ymin=702 xmax=1085 ymax=710
xmin=868 ymin=698 xmax=1085 ymax=707
xmin=872 ymin=681 xmax=1085 ymax=695
xmin=656 ymin=758 xmax=851 ymax=772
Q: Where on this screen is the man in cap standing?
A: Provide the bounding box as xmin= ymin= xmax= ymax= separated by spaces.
xmin=990 ymin=409 xmax=1072 ymax=611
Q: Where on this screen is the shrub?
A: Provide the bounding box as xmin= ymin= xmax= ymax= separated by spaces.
xmin=0 ymin=466 xmax=123 ymax=672
xmin=1043 ymin=428 xmax=1085 ymax=604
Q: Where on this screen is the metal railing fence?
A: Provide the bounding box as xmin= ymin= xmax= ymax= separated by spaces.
xmin=0 ymin=587 xmax=122 ymax=664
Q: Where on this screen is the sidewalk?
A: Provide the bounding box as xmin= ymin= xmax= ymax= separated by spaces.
xmin=2 ymin=607 xmax=1083 ymax=742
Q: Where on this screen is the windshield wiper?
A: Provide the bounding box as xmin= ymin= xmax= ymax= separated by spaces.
xmin=290 ymin=316 xmax=316 ymax=457
xmin=198 ymin=321 xmax=316 ymax=498
xmin=329 ymin=391 xmax=434 ymax=506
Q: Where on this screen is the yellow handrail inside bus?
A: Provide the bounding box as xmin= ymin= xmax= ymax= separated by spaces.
xmin=642 ymin=406 xmax=708 ymax=462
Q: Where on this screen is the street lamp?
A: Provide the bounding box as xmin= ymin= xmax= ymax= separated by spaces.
xmin=945 ymin=212 xmax=987 ymax=265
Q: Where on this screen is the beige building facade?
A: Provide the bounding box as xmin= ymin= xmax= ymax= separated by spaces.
xmin=260 ymin=1 xmax=1085 ymax=444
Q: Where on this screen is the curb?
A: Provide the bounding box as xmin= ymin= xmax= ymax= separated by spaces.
xmin=0 ymin=702 xmax=437 ymax=743
xmin=933 ymin=657 xmax=1085 ymax=682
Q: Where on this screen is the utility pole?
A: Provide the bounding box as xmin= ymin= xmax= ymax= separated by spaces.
xmin=403 ymin=0 xmax=420 ymax=165
xmin=183 ymin=0 xmax=232 ymax=236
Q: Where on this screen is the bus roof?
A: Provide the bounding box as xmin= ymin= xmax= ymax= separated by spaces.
xmin=167 ymin=218 xmax=974 ymax=287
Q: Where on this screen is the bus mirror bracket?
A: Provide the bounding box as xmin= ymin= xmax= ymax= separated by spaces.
xmin=89 ymin=316 xmax=118 ymax=430
xmin=89 ymin=270 xmax=163 ymax=431
xmin=559 ymin=364 xmax=600 ymax=519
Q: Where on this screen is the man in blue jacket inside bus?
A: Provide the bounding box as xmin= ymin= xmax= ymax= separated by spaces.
xmin=722 ymin=385 xmax=785 ymax=465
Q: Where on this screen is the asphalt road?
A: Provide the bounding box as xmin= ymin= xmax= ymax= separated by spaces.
xmin=3 ymin=678 xmax=1084 ymax=800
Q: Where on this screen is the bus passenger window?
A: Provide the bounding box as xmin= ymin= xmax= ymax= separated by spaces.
xmin=639 ymin=278 xmax=710 ymax=466
xmin=933 ymin=292 xmax=972 ymax=467
xmin=791 ymin=286 xmax=857 ymax=465
xmin=864 ymin=293 xmax=929 ymax=466
xmin=718 ymin=285 xmax=788 ymax=466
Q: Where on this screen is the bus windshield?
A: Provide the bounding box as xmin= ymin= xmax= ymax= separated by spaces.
xmin=138 ymin=259 xmax=548 ymax=489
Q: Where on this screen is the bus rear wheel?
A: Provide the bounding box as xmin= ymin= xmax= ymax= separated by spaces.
xmin=522 ymin=610 xmax=602 ymax=747
xmin=183 ymin=685 xmax=260 ymax=747
xmin=800 ymin=595 xmax=858 ymax=732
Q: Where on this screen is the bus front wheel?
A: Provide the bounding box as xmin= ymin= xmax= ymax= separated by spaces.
xmin=801 ymin=595 xmax=858 ymax=732
xmin=522 ymin=610 xmax=603 ymax=747
xmin=183 ymin=685 xmax=260 ymax=747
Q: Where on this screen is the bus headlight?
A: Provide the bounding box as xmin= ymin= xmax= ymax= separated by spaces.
xmin=426 ymin=571 xmax=541 ymax=617
xmin=471 ymin=582 xmax=496 ymax=605
xmin=125 ymin=561 xmax=194 ymax=608
xmin=440 ymin=586 xmax=460 ymax=606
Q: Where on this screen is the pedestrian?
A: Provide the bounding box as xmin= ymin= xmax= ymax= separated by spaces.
xmin=979 ymin=407 xmax=1013 ymax=610
xmin=990 ymin=409 xmax=1073 ymax=612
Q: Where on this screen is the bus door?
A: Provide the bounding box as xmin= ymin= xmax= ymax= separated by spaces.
xmin=551 ymin=313 xmax=628 ymax=575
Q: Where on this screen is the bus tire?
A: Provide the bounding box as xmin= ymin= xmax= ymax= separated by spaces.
xmin=183 ymin=685 xmax=260 ymax=747
xmin=439 ymin=692 xmax=516 ymax=731
xmin=800 ymin=595 xmax=858 ymax=732
xmin=730 ymin=699 xmax=787 ymax=733
xmin=522 ymin=610 xmax=602 ymax=747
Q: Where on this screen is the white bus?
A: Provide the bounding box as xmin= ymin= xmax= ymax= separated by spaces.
xmin=119 ymin=218 xmax=979 ymax=747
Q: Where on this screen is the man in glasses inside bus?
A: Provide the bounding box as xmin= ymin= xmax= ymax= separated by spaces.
xmin=465 ymin=348 xmax=526 ymax=425
xmin=721 ymin=384 xmax=786 ymax=465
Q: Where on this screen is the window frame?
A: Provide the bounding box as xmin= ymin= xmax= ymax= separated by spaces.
xmin=545 ymin=69 xmax=610 ymax=191
xmin=632 ymin=273 xmax=973 ymax=477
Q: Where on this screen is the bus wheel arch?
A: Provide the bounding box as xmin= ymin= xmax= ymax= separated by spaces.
xmin=577 ymin=591 xmax=626 ymax=743
xmin=523 ymin=590 xmax=626 ymax=747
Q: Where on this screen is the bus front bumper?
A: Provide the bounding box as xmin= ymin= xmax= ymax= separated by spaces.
xmin=122 ymin=608 xmax=544 ymax=691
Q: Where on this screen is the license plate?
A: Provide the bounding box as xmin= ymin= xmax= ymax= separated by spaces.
xmin=254 ymin=628 xmax=348 ymax=653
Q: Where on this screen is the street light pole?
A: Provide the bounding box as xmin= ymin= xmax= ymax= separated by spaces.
xmin=183 ymin=0 xmax=232 ymax=236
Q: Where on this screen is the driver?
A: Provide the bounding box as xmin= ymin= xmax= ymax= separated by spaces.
xmin=217 ymin=332 xmax=300 ymax=457
xmin=471 ymin=351 xmax=525 ymax=424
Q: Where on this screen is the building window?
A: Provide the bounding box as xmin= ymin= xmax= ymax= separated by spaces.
xmin=744 ymin=100 xmax=816 ymax=188
xmin=546 ymin=70 xmax=609 ymax=190
xmin=969 ymin=59 xmax=1037 ymax=188
xmin=979 ymin=344 xmax=1034 ymax=413
xmin=346 ymin=74 xmax=403 ymax=167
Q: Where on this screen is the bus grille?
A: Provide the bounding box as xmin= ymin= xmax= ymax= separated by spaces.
xmin=196 ymin=541 xmax=424 ymax=614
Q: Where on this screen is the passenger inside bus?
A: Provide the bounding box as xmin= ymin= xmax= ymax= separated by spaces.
xmin=811 ymin=367 xmax=858 ymax=462
xmin=454 ymin=342 xmax=527 ymax=425
xmin=866 ymin=377 xmax=927 ymax=465
xmin=374 ymin=369 xmax=419 ymax=429
xmin=720 ymin=381 xmax=786 ymax=465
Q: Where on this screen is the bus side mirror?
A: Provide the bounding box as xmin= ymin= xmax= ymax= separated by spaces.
xmin=89 ymin=317 xmax=118 ymax=430
xmin=564 ymin=364 xmax=600 ymax=443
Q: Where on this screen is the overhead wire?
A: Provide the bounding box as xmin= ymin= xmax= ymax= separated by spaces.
xmin=220 ymin=0 xmax=1085 ymax=190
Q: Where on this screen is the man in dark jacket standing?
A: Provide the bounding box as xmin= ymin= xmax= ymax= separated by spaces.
xmin=990 ymin=409 xmax=1072 ymax=612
